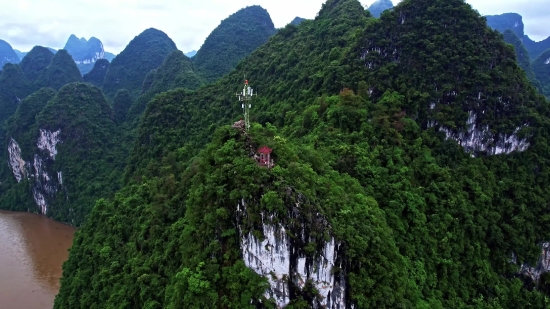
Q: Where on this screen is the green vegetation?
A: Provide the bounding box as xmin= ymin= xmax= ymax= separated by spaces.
xmin=35 ymin=49 xmax=83 ymax=90
xmin=127 ymin=50 xmax=205 ymax=122
xmin=113 ymin=89 xmax=133 ymax=123
xmin=289 ymin=17 xmax=306 ymax=26
xmin=502 ymin=29 xmax=540 ymax=89
xmin=102 ymin=28 xmax=178 ymax=100
xmin=52 ymin=0 xmax=550 ymax=307
xmin=83 ymin=59 xmax=110 ymax=87
xmin=0 ymin=83 xmax=126 ymax=226
xmin=0 ymin=64 xmax=33 ymax=135
xmin=193 ymin=5 xmax=276 ymax=83
xmin=533 ymin=49 xmax=550 ymax=98
xmin=19 ymin=46 xmax=55 ymax=82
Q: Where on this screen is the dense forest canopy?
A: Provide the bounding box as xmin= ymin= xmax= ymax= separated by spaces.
xmin=50 ymin=0 xmax=550 ymax=308
xmin=533 ymin=49 xmax=550 ymax=99
xmin=502 ymin=29 xmax=540 ymax=90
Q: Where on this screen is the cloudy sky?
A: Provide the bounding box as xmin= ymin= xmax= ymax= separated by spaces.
xmin=1 ymin=0 xmax=548 ymax=54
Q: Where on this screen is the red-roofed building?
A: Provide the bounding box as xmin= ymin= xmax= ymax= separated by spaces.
xmin=257 ymin=146 xmax=273 ymax=168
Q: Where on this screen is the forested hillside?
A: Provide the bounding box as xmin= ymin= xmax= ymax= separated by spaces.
xmin=54 ymin=0 xmax=550 ymax=308
xmin=127 ymin=50 xmax=205 ymax=122
xmin=533 ymin=50 xmax=550 ymax=99
xmin=83 ymin=58 xmax=110 ymax=87
xmin=0 ymin=83 xmax=125 ymax=225
xmin=502 ymin=29 xmax=540 ymax=89
xmin=193 ymin=5 xmax=277 ymax=83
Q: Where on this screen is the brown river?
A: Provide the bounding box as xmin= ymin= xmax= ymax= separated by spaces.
xmin=0 ymin=210 xmax=75 ymax=309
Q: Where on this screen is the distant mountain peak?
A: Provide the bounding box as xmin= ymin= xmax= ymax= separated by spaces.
xmin=63 ymin=34 xmax=107 ymax=75
xmin=0 ymin=39 xmax=20 ymax=67
xmin=367 ymin=0 xmax=394 ymax=18
xmin=184 ymin=50 xmax=197 ymax=58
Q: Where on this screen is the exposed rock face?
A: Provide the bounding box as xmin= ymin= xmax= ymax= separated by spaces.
xmin=6 ymin=129 xmax=63 ymax=215
xmin=431 ymin=111 xmax=529 ymax=156
xmin=237 ymin=199 xmax=347 ymax=308
xmin=518 ymin=242 xmax=550 ymax=282
xmin=37 ymin=129 xmax=61 ymax=159
xmin=8 ymin=138 xmax=26 ymax=182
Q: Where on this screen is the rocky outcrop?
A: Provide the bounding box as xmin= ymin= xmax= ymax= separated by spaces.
xmin=8 ymin=138 xmax=26 ymax=182
xmin=237 ymin=199 xmax=347 ymax=308
xmin=435 ymin=111 xmax=529 ymax=156
xmin=37 ymin=129 xmax=61 ymax=159
xmin=6 ymin=129 xmax=63 ymax=215
xmin=516 ymin=243 xmax=550 ymax=283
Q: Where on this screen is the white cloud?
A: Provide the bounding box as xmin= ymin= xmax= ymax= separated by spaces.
xmin=0 ymin=0 xmax=548 ymax=54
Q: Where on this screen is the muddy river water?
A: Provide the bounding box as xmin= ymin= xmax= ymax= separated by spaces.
xmin=0 ymin=210 xmax=75 ymax=309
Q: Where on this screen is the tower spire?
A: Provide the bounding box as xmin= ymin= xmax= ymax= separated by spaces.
xmin=235 ymin=76 xmax=256 ymax=131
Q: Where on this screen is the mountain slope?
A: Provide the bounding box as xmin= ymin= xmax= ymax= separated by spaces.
xmin=126 ymin=50 xmax=205 ymax=122
xmin=533 ymin=49 xmax=550 ymax=98
xmin=524 ymin=36 xmax=550 ymax=61
xmin=13 ymin=49 xmax=27 ymax=60
xmin=193 ymin=5 xmax=277 ymax=83
xmin=0 ymin=39 xmax=20 ymax=66
xmin=83 ymin=58 xmax=109 ymax=87
xmin=485 ymin=12 xmax=550 ymax=60
xmin=53 ymin=0 xmax=550 ymax=307
xmin=0 ymin=64 xmax=33 ymax=129
xmin=502 ymin=29 xmax=540 ymax=89
xmin=367 ymin=0 xmax=394 ymax=18
xmin=102 ymin=28 xmax=177 ymax=100
xmin=19 ymin=46 xmax=55 ymax=82
xmin=2 ymin=83 xmax=123 ymax=225
xmin=35 ymin=49 xmax=83 ymax=90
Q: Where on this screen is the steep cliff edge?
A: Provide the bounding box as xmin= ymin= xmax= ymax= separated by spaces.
xmin=1 ymin=83 xmax=123 ymax=225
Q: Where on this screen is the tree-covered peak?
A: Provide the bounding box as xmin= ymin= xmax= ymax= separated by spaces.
xmin=290 ymin=17 xmax=306 ymax=26
xmin=356 ymin=0 xmax=547 ymax=156
xmin=193 ymin=5 xmax=276 ymax=83
xmin=83 ymin=58 xmax=109 ymax=87
xmin=316 ymin=0 xmax=368 ymax=20
xmin=35 ymin=49 xmax=83 ymax=90
xmin=367 ymin=0 xmax=394 ymax=18
xmin=0 ymin=39 xmax=20 ymax=67
xmin=19 ymin=46 xmax=55 ymax=82
xmin=102 ymin=27 xmax=178 ymax=100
